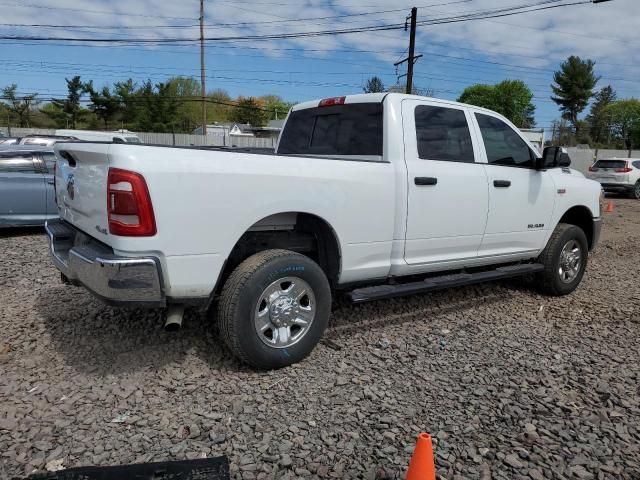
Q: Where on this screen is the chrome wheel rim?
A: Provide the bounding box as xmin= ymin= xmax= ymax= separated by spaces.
xmin=558 ymin=240 xmax=582 ymax=284
xmin=253 ymin=276 xmax=316 ymax=349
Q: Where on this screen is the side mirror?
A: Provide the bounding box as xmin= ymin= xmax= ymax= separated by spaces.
xmin=540 ymin=146 xmax=571 ymax=169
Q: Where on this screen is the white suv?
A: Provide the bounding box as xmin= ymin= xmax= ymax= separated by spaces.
xmin=588 ymin=158 xmax=640 ymax=199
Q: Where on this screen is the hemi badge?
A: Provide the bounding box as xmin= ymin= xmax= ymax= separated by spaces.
xmin=557 ymin=188 xmax=566 ymax=194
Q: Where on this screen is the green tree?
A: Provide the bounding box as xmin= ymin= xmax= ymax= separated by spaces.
xmin=363 ymin=76 xmax=385 ymax=93
xmin=260 ymin=95 xmax=293 ymax=120
xmin=168 ymin=76 xmax=201 ymax=132
xmin=458 ymin=80 xmax=536 ymax=128
xmin=134 ymin=80 xmax=179 ymax=132
xmin=46 ymin=76 xmax=90 ymax=128
xmin=1 ymin=84 xmax=38 ymax=127
xmin=586 ymin=85 xmax=616 ymax=145
xmin=551 ymin=56 xmax=599 ymax=135
xmin=207 ymin=89 xmax=232 ymax=124
xmin=229 ymin=97 xmax=267 ymax=126
xmin=86 ymin=82 xmax=120 ymax=129
xmin=603 ymin=99 xmax=640 ymax=149
xmin=113 ymin=79 xmax=138 ymax=128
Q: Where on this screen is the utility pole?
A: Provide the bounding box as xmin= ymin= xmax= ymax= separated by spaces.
xmin=199 ymin=0 xmax=207 ymax=136
xmin=406 ymin=7 xmax=417 ymax=94
xmin=393 ymin=8 xmax=421 ymax=94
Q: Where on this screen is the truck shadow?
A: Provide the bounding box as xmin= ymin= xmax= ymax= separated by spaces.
xmin=36 ymin=278 xmax=520 ymax=375
xmin=0 ymin=226 xmax=44 ymax=238
xmin=35 ymin=285 xmax=237 ymax=376
xmin=327 ymin=281 xmax=512 ymax=341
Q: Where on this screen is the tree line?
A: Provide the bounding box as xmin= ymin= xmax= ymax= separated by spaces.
xmin=3 ymin=55 xmax=638 ymax=148
xmin=1 ymin=76 xmax=294 ymax=133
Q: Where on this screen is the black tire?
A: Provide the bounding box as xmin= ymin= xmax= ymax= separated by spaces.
xmin=536 ymin=223 xmax=588 ymax=296
xmin=217 ymin=249 xmax=331 ymax=369
xmin=632 ymin=181 xmax=640 ymax=200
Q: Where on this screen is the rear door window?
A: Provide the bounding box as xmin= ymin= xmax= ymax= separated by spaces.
xmin=278 ymin=103 xmax=383 ymax=158
xmin=633 ymin=161 xmax=640 ymax=169
xmin=594 ymin=160 xmax=627 ymax=169
xmin=0 ymin=155 xmax=38 ymax=173
xmin=415 ymin=105 xmax=474 ymax=163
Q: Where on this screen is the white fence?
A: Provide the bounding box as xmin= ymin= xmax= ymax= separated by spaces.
xmin=0 ymin=127 xmax=277 ymax=149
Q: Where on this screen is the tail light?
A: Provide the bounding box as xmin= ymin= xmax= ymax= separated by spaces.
xmin=615 ymin=163 xmax=632 ymax=173
xmin=588 ymin=165 xmax=598 ymax=172
xmin=107 ymin=168 xmax=156 ymax=236
xmin=319 ymin=96 xmax=346 ymax=107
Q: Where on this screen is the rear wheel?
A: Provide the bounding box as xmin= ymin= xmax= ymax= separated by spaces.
xmin=632 ymin=181 xmax=640 ymax=200
xmin=536 ymin=223 xmax=588 ymax=296
xmin=217 ymin=249 xmax=331 ymax=369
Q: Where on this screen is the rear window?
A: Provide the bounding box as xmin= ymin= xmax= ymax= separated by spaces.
xmin=126 ymin=137 xmax=141 ymax=143
xmin=594 ymin=160 xmax=627 ymax=169
xmin=278 ymin=103 xmax=383 ymax=158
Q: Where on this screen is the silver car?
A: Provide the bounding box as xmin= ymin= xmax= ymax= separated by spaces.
xmin=0 ymin=146 xmax=58 ymax=227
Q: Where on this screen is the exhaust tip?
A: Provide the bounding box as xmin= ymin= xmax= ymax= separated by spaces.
xmin=164 ymin=305 xmax=185 ymax=332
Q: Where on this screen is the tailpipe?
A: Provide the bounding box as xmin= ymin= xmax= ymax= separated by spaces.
xmin=164 ymin=305 xmax=185 ymax=332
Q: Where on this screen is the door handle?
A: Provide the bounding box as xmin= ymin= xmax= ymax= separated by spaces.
xmin=415 ymin=177 xmax=437 ymax=186
xmin=47 ymin=179 xmax=55 ymax=185
xmin=493 ymin=180 xmax=511 ymax=188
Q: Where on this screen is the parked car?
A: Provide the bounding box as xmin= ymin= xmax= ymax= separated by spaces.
xmin=18 ymin=135 xmax=78 ymax=147
xmin=587 ymin=158 xmax=640 ymax=199
xmin=46 ymin=93 xmax=602 ymax=368
xmin=0 ymin=137 xmax=21 ymax=145
xmin=0 ymin=146 xmax=57 ymax=227
xmin=55 ymin=129 xmax=141 ymax=143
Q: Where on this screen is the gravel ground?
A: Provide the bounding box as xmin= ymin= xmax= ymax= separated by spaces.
xmin=1 ymin=200 xmax=639 ymax=480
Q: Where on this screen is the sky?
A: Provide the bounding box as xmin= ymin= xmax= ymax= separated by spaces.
xmin=0 ymin=0 xmax=638 ymax=133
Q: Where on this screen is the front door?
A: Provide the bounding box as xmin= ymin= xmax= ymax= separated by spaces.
xmin=402 ymin=100 xmax=489 ymax=265
xmin=472 ymin=112 xmax=556 ymax=257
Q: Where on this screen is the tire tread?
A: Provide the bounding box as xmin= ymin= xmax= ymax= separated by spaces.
xmin=537 ymin=223 xmax=586 ymax=296
xmin=217 ymin=249 xmax=312 ymax=368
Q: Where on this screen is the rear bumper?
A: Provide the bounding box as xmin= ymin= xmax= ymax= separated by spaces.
xmin=592 ymin=217 xmax=603 ymax=251
xmin=45 ymin=219 xmax=165 ymax=307
xmin=600 ymin=182 xmax=634 ymax=193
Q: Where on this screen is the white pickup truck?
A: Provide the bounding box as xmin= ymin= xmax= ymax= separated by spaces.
xmin=46 ymin=93 xmax=603 ymax=369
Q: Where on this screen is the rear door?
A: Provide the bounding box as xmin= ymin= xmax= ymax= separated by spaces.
xmin=402 ymin=99 xmax=489 ymax=265
xmin=0 ymin=153 xmax=47 ymax=226
xmin=473 ymin=112 xmax=555 ymax=256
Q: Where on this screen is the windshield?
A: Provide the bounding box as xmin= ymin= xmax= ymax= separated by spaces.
xmin=594 ymin=160 xmax=627 ymax=169
xmin=278 ymin=102 xmax=383 ymax=159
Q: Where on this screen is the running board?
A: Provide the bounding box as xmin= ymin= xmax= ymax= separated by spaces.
xmin=348 ymin=263 xmax=544 ymax=303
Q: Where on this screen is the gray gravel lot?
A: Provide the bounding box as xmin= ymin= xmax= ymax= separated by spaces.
xmin=1 ymin=201 xmax=640 ymax=480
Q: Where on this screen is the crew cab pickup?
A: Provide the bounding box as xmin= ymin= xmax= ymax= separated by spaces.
xmin=46 ymin=93 xmax=603 ymax=369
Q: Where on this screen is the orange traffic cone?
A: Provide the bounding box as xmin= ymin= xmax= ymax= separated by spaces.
xmin=604 ymin=200 xmax=614 ymax=213
xmin=406 ymin=433 xmax=436 ymax=480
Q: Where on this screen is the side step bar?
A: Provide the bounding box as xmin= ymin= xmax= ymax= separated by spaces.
xmin=348 ymin=263 xmax=544 ymax=304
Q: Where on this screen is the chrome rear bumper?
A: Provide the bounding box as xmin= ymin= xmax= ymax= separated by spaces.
xmin=45 ymin=219 xmax=165 ymax=307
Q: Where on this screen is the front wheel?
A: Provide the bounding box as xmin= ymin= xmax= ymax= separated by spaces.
xmin=536 ymin=223 xmax=589 ymax=296
xmin=217 ymin=249 xmax=331 ymax=369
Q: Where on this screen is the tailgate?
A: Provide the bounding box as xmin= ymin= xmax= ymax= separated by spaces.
xmin=54 ymin=143 xmax=112 ymax=243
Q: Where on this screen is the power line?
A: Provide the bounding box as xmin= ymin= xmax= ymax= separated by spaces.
xmin=0 ymin=1 xmax=592 ymax=44
xmin=0 ymin=2 xmax=195 ymax=20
